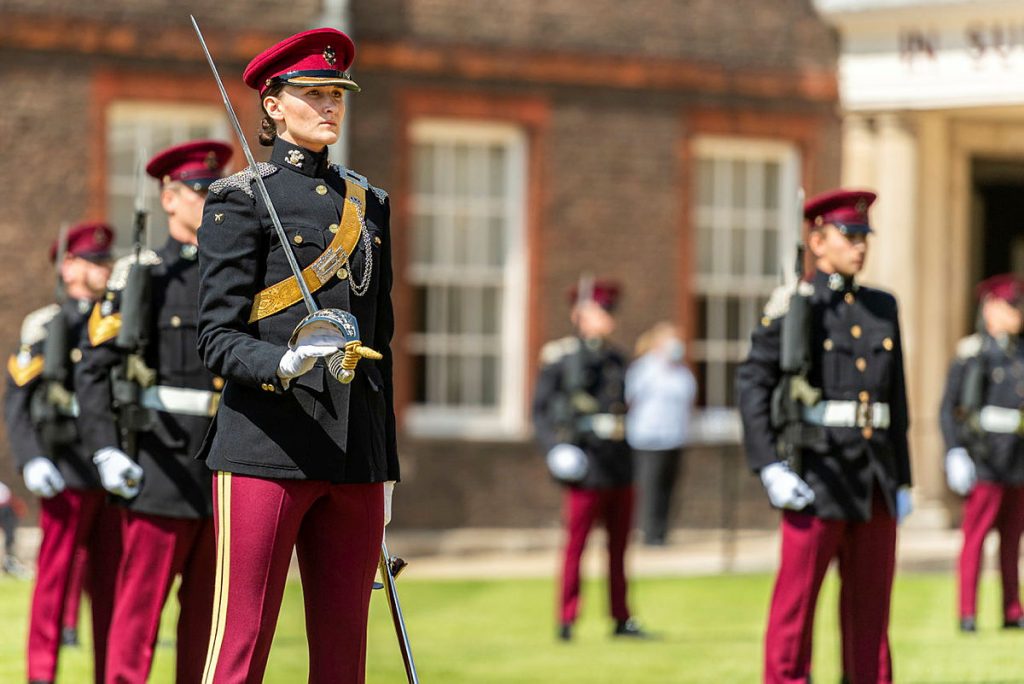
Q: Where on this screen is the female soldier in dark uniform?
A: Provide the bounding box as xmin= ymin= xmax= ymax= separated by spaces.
xmin=196 ymin=28 xmax=398 ymax=683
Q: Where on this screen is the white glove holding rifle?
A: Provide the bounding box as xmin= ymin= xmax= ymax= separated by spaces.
xmin=945 ymin=447 xmax=977 ymax=496
xmin=384 ymin=481 xmax=396 ymax=527
xmin=93 ymin=447 xmax=143 ymax=499
xmin=23 ymin=457 xmax=65 ymax=499
xmin=760 ymin=461 xmax=815 ymax=511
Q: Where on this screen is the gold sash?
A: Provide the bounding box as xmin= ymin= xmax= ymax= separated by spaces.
xmin=248 ymin=179 xmax=365 ymax=323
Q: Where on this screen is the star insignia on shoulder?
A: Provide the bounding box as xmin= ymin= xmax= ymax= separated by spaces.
xmin=286 ymin=149 xmax=304 ymax=168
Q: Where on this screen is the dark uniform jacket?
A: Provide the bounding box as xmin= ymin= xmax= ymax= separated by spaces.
xmin=940 ymin=332 xmax=1024 ymax=485
xmin=4 ymin=298 xmax=100 ymax=490
xmin=75 ymin=238 xmax=215 ymax=519
xmin=532 ymin=336 xmax=632 ymax=489
xmin=737 ymin=270 xmax=912 ymax=521
xmin=196 ymin=138 xmax=398 ymax=483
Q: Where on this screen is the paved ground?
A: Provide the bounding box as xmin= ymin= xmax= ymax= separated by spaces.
xmin=387 ymin=522 xmax=967 ymax=580
xmin=5 ymin=519 xmax=972 ymax=581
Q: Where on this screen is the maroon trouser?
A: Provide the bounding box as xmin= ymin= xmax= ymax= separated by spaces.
xmin=105 ymin=510 xmax=215 ymax=684
xmin=62 ymin=546 xmax=88 ymax=634
xmin=958 ymin=481 xmax=1024 ymax=621
xmin=28 ymin=488 xmax=122 ymax=683
xmin=559 ymin=485 xmax=634 ymax=625
xmin=202 ymin=473 xmax=384 ymax=684
xmin=764 ymin=494 xmax=897 ymax=684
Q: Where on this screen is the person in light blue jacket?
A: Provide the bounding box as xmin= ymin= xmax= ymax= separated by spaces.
xmin=626 ymin=322 xmax=697 ymax=545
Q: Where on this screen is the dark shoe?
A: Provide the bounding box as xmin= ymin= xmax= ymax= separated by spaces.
xmin=1003 ymin=617 xmax=1024 ymax=629
xmin=960 ymin=616 xmax=977 ymax=632
xmin=60 ymin=626 xmax=79 ymax=647
xmin=557 ymin=623 xmax=572 ymax=641
xmin=613 ymin=618 xmax=652 ymax=638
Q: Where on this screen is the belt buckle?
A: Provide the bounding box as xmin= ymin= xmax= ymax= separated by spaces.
xmin=311 ymin=248 xmax=343 ymax=284
xmin=857 ymin=400 xmax=874 ymax=438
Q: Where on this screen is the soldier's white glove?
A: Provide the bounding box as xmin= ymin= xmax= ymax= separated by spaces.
xmin=896 ymin=486 xmax=913 ymax=524
xmin=945 ymin=447 xmax=976 ymax=496
xmin=92 ymin=447 xmax=143 ymax=499
xmin=23 ymin=457 xmax=65 ymax=499
xmin=760 ymin=462 xmax=815 ymax=511
xmin=277 ymin=332 xmax=347 ymax=384
xmin=384 ymin=480 xmax=396 ymax=527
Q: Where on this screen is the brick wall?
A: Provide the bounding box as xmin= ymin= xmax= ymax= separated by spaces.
xmin=356 ymin=0 xmax=836 ymax=72
xmin=0 ymin=0 xmax=839 ymax=533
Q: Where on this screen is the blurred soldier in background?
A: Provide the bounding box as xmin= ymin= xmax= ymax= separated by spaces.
xmin=940 ymin=274 xmax=1024 ymax=633
xmin=533 ymin=279 xmax=647 ymax=641
xmin=3 ymin=222 xmax=123 ymax=684
xmin=737 ymin=189 xmax=912 ymax=684
xmin=76 ymin=140 xmax=232 ymax=682
xmin=0 ymin=479 xmax=30 ymax=578
xmin=626 ymin=321 xmax=696 ymax=546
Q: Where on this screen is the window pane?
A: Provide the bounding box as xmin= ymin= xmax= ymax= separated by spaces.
xmin=408 ymin=122 xmax=526 ymax=421
xmin=691 ymin=140 xmax=799 ymax=410
xmin=107 ymin=104 xmax=226 ymax=253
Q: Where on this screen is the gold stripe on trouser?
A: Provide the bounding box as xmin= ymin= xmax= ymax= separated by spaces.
xmin=202 ymin=472 xmax=232 ymax=684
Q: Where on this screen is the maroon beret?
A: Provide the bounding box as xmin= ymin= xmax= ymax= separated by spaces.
xmin=977 ymin=274 xmax=1024 ymax=306
xmin=243 ymin=28 xmax=359 ymax=96
xmin=50 ymin=222 xmax=115 ymax=263
xmin=805 ymin=189 xmax=877 ymax=235
xmin=567 ymin=279 xmax=621 ymax=311
xmin=146 ymin=140 xmax=233 ymax=191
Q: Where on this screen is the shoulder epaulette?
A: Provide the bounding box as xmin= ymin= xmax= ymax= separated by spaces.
xmin=330 ymin=164 xmax=388 ymax=204
xmin=956 ymin=333 xmax=983 ymax=360
xmin=540 ymin=336 xmax=580 ymax=365
xmin=106 ymin=250 xmax=162 ymax=292
xmin=208 ymin=163 xmax=279 ymax=199
xmin=762 ymin=281 xmax=814 ymax=322
xmin=19 ymin=304 xmax=60 ymax=347
xmin=88 ymin=302 xmax=122 ymax=347
xmin=7 ymin=352 xmax=43 ymax=387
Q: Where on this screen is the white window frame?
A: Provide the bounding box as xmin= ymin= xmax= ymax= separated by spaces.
xmin=404 ymin=119 xmax=529 ymax=440
xmin=690 ymin=136 xmax=801 ymax=444
xmin=107 ymin=102 xmax=229 ymax=254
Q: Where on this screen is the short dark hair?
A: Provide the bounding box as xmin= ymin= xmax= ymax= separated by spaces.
xmin=258 ymin=83 xmax=286 ymax=147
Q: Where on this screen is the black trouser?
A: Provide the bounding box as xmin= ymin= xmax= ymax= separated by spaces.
xmin=634 ymin=448 xmax=683 ymax=544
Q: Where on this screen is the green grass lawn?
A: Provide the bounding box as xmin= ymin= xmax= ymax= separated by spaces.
xmin=1 ymin=571 xmax=1023 ymax=682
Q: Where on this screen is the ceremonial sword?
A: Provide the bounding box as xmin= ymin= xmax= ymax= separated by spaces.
xmin=190 ymin=17 xmax=419 ymax=683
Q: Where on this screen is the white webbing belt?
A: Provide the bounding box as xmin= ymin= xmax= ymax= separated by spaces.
xmin=801 ymin=401 xmax=891 ymax=429
xmin=978 ymin=406 xmax=1024 ymax=434
xmin=140 ymin=386 xmax=220 ymax=417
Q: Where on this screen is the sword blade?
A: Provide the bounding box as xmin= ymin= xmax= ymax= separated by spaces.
xmin=380 ymin=540 xmax=419 ymax=684
xmin=190 ymin=15 xmax=318 ymax=316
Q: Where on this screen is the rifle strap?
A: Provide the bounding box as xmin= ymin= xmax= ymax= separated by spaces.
xmin=248 ymin=178 xmax=365 ymax=323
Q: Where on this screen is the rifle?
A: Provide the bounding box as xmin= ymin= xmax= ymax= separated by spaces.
xmin=110 ymin=152 xmax=157 ymax=457
xmin=550 ymin=273 xmax=599 ymax=445
xmin=33 ymin=223 xmax=78 ymax=448
xmin=770 ymin=189 xmax=823 ymax=471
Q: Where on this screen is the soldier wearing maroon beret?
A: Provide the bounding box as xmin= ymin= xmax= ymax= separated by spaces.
xmin=737 ymin=189 xmax=912 ymax=683
xmin=532 ymin=279 xmax=649 ymax=641
xmin=940 ymin=273 xmax=1024 ymax=633
xmin=4 ymin=222 xmax=123 ymax=684
xmin=196 ymin=27 xmax=396 ymax=683
xmin=74 ymin=140 xmax=232 ymax=682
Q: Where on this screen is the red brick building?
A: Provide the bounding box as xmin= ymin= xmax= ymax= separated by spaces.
xmin=0 ymin=0 xmax=840 ymax=530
